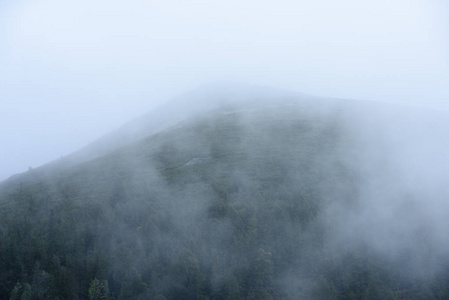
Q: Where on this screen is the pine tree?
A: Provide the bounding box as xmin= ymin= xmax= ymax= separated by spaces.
xmin=88 ymin=278 xmax=109 ymax=300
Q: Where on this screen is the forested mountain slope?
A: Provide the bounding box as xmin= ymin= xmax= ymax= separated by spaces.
xmin=1 ymin=88 xmax=449 ymax=299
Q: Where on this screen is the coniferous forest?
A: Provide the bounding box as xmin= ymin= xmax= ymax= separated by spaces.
xmin=1 ymin=93 xmax=449 ymax=299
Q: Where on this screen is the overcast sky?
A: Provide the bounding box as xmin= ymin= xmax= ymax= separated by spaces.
xmin=0 ymin=0 xmax=448 ymax=181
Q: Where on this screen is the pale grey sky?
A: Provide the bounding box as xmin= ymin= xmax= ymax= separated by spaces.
xmin=1 ymin=0 xmax=448 ymax=181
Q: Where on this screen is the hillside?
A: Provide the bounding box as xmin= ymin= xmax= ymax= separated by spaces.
xmin=1 ymin=87 xmax=449 ymax=299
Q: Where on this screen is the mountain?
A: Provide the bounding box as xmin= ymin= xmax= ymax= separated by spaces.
xmin=0 ymin=83 xmax=306 ymax=186
xmin=1 ymin=84 xmax=449 ymax=299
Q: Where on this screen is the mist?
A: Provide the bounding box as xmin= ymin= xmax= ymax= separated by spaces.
xmin=1 ymin=0 xmax=448 ymax=181
xmin=1 ymin=0 xmax=449 ymax=298
xmin=322 ymin=103 xmax=449 ymax=277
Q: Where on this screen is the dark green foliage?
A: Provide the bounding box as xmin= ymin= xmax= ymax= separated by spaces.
xmin=88 ymin=278 xmax=109 ymax=300
xmin=0 ymin=104 xmax=448 ymax=299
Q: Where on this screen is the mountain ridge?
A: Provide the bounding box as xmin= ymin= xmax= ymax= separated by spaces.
xmin=0 ymin=84 xmax=322 ymax=185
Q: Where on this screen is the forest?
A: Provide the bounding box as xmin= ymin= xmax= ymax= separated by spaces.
xmin=1 ymin=97 xmax=449 ymax=299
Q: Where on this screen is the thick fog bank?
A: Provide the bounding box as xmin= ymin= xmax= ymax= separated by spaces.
xmin=324 ymin=103 xmax=449 ymax=268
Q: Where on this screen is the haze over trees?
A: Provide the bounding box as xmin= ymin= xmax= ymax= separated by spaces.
xmin=1 ymin=85 xmax=449 ymax=299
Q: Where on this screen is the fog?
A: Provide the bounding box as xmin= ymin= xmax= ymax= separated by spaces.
xmin=1 ymin=2 xmax=449 ymax=295
xmin=321 ymin=103 xmax=449 ymax=281
xmin=1 ymin=0 xmax=448 ymax=181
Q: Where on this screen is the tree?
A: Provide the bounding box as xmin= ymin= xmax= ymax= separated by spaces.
xmin=88 ymin=278 xmax=109 ymax=300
